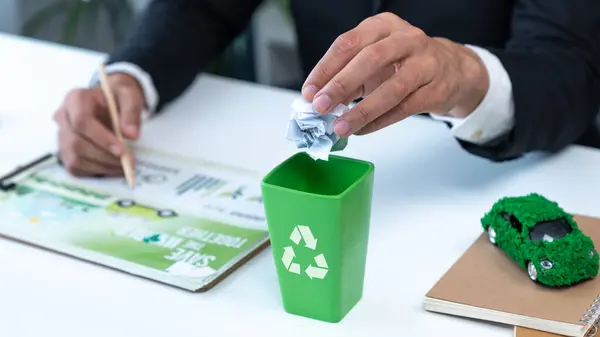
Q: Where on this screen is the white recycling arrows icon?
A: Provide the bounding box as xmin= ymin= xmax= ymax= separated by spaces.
xmin=306 ymin=253 xmax=328 ymax=279
xmin=281 ymin=225 xmax=328 ymax=280
xmin=282 ymin=246 xmax=300 ymax=274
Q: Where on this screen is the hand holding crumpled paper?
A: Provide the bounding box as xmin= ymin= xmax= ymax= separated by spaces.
xmin=285 ymin=97 xmax=349 ymax=160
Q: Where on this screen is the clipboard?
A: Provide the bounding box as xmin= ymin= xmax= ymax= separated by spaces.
xmin=0 ymin=147 xmax=271 ymax=292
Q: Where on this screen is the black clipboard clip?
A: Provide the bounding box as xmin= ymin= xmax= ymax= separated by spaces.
xmin=0 ymin=153 xmax=56 ymax=191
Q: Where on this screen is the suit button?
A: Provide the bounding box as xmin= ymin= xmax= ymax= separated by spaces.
xmin=471 ymin=129 xmax=483 ymax=140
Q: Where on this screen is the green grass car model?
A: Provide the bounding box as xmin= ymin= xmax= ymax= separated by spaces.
xmin=481 ymin=193 xmax=599 ymax=287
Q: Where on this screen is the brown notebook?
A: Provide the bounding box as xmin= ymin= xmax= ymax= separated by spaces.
xmin=515 ymin=326 xmax=565 ymax=337
xmin=423 ymin=214 xmax=600 ymax=337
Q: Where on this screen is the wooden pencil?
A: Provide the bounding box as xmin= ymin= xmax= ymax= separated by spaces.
xmin=97 ymin=64 xmax=135 ymax=188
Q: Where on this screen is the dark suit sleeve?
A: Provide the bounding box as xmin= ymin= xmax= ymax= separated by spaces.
xmin=454 ymin=0 xmax=600 ymax=162
xmin=106 ymin=0 xmax=264 ymax=112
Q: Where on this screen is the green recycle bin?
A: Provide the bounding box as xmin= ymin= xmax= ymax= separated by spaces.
xmin=261 ymin=152 xmax=375 ymax=323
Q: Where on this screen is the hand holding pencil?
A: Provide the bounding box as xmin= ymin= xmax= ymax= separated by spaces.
xmin=97 ymin=65 xmax=136 ymax=188
xmin=53 ymin=66 xmax=145 ymax=180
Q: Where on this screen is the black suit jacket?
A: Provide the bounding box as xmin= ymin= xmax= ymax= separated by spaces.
xmin=107 ymin=0 xmax=600 ymax=162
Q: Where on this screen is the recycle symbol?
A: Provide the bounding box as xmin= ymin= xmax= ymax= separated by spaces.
xmin=281 ymin=225 xmax=328 ymax=280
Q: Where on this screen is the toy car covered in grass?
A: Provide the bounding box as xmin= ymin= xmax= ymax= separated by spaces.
xmin=481 ymin=193 xmax=599 ymax=287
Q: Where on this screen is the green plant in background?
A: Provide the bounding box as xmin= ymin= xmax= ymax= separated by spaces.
xmin=22 ymin=0 xmax=134 ymax=46
xmin=275 ymin=0 xmax=292 ymax=19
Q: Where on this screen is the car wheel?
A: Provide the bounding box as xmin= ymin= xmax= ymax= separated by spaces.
xmin=117 ymin=199 xmax=135 ymax=208
xmin=487 ymin=226 xmax=496 ymax=244
xmin=527 ymin=261 xmax=538 ymax=281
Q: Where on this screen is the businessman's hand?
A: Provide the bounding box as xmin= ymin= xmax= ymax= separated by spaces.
xmin=302 ymin=12 xmax=489 ymax=137
xmin=54 ymin=73 xmax=145 ymax=177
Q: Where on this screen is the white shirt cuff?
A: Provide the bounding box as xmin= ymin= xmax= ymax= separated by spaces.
xmin=89 ymin=62 xmax=159 ymax=120
xmin=431 ymin=45 xmax=515 ymax=145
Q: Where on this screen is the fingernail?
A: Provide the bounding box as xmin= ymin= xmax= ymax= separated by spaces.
xmin=125 ymin=124 xmax=137 ymax=134
xmin=109 ymin=144 xmax=121 ymax=156
xmin=124 ymin=124 xmax=138 ymax=138
xmin=302 ymin=84 xmax=318 ymax=98
xmin=334 ymin=119 xmax=350 ymax=136
xmin=313 ymin=94 xmax=332 ymax=113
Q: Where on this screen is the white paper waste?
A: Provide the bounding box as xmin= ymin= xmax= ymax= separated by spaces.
xmin=285 ymin=97 xmax=349 ymax=161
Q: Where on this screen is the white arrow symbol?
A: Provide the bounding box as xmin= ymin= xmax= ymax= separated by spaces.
xmin=306 ymin=265 xmax=328 ymax=279
xmin=298 ymin=225 xmax=317 ymax=250
xmin=314 ymin=253 xmax=328 ymax=269
xmin=282 ymin=246 xmax=295 ymax=269
xmin=290 ymin=227 xmax=302 ymax=245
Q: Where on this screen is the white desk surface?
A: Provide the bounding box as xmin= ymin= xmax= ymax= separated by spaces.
xmin=1 ymin=32 xmax=599 ymax=337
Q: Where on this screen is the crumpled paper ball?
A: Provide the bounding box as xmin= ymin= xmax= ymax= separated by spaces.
xmin=285 ymin=97 xmax=349 ymax=160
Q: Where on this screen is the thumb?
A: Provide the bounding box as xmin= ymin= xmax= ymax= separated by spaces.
xmin=115 ymin=86 xmax=144 ymax=141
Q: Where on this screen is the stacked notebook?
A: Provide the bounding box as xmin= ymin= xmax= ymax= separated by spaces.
xmin=423 ymin=214 xmax=600 ymax=337
xmin=515 ymin=327 xmax=564 ymax=337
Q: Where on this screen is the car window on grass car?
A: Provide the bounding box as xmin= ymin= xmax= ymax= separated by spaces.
xmin=529 ymin=218 xmax=573 ymax=242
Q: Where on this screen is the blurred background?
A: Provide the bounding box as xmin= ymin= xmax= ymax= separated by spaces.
xmin=0 ymin=0 xmax=302 ymax=90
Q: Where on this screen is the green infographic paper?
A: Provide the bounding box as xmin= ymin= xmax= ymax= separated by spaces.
xmin=0 ymin=147 xmax=269 ymax=291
